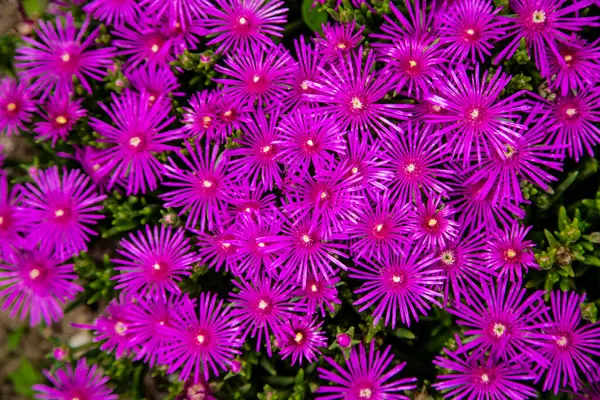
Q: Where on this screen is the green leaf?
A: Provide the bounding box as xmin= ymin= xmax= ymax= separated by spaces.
xmin=583 ymin=255 xmax=600 ymax=267
xmin=558 ymin=206 xmax=568 ymax=231
xmin=22 ymin=0 xmax=48 ymax=18
xmin=559 ymin=277 xmax=570 ymax=291
xmin=584 ymin=232 xmax=600 ymax=244
xmin=8 ymin=358 xmax=42 ymax=397
xmin=393 ymin=328 xmax=416 ymax=340
xmin=302 ymin=0 xmax=328 ymax=34
xmin=544 ymin=229 xmax=559 ymax=248
xmin=6 ymin=327 xmax=25 ymax=351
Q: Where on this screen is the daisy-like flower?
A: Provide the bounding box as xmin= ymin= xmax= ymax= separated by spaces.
xmin=83 ymin=0 xmax=139 ymax=26
xmin=140 ymin=0 xmax=207 ymax=28
xmin=33 ymin=92 xmax=86 ymax=147
xmin=536 ymin=291 xmax=600 ymax=394
xmin=279 ymin=316 xmax=327 ymax=365
xmin=294 ymin=272 xmax=341 ymax=317
xmin=227 ymin=108 xmax=283 ymax=191
xmin=371 ymin=0 xmax=443 ymax=43
xmin=127 ymin=64 xmax=182 ymax=103
xmin=314 ymin=21 xmax=364 ymax=62
xmin=32 ymin=358 xmax=117 ymax=400
xmin=90 ymin=90 xmax=184 ymax=195
xmin=317 ymin=341 xmax=417 ymax=399
xmin=227 ymin=180 xmax=280 ymax=221
xmin=486 ymin=224 xmax=538 ymax=282
xmin=229 ymin=276 xmax=301 ymax=356
xmin=276 ymin=107 xmax=345 ymax=171
xmin=0 ymin=247 xmax=82 ymax=327
xmin=73 ymin=146 xmax=115 ymax=192
xmin=307 ymin=48 xmax=411 ymax=136
xmin=427 ymin=65 xmax=530 ymax=164
xmin=160 ymin=142 xmax=233 ymax=230
xmin=465 ymin=105 xmax=563 ymax=204
xmin=349 ymin=242 xmax=444 ymax=328
xmin=261 ymin=213 xmax=348 ymax=286
xmin=340 ymin=133 xmax=393 ymax=198
xmin=542 ymin=86 xmax=600 ymax=162
xmin=494 ymin=0 xmax=600 ymax=78
xmin=0 ymin=77 xmax=37 ymax=136
xmin=289 ymin=36 xmax=324 ymax=106
xmin=181 ymin=90 xmax=218 ymax=140
xmin=112 ymin=22 xmax=174 ymax=70
xmin=0 ymin=175 xmax=26 ymax=257
xmin=548 ymin=35 xmax=600 ymax=96
xmin=283 ymin=162 xmax=363 ymax=239
xmin=214 ymin=93 xmax=252 ymax=140
xmin=162 ymin=15 xmax=205 ymax=54
xmin=15 ymin=13 xmax=115 ymax=98
xmin=448 ymin=278 xmax=549 ymax=365
xmin=112 ymin=225 xmax=197 ymax=297
xmin=376 ymin=37 xmax=445 ymax=98
xmin=232 ymin=216 xmax=283 ymax=279
xmin=161 ymin=292 xmax=241 ymax=382
xmin=438 ymin=0 xmax=508 ymax=64
xmin=128 ymin=294 xmax=188 ymax=367
xmin=346 ymin=192 xmax=412 ymax=261
xmin=437 ymin=226 xmax=489 ymax=304
xmin=201 ymin=0 xmax=287 ymax=54
xmin=214 ymin=43 xmax=295 ymax=108
xmin=408 ymin=196 xmax=459 ymax=251
xmin=433 ymin=343 xmax=537 ymax=400
xmin=19 ymin=167 xmax=106 ymax=258
xmin=194 ymin=222 xmax=240 ymax=273
xmin=75 ymin=294 xmax=137 ymax=358
xmin=387 ymin=123 xmax=453 ymax=203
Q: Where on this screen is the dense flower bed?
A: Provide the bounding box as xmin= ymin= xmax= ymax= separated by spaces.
xmin=1 ymin=0 xmax=600 ymax=399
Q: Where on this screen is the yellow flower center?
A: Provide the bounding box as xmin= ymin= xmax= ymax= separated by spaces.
xmin=223 ymin=110 xmax=233 ymax=117
xmin=493 ymin=323 xmax=506 ymax=338
xmin=532 ymin=10 xmax=546 ymax=23
xmin=301 ymin=80 xmax=309 ymax=90
xmin=480 ymin=373 xmax=490 ymax=383
xmin=129 ymin=136 xmax=142 ymax=147
xmin=61 ymin=52 xmax=70 ymax=62
xmin=566 ymin=108 xmax=577 ymax=117
xmin=337 ymin=43 xmax=347 ymax=49
xmin=556 ymin=336 xmax=568 ymax=347
xmin=351 ymin=166 xmax=359 ymax=174
xmin=6 ymin=103 xmax=16 ymax=112
xmin=359 ymin=388 xmax=372 ymax=398
xmin=294 ymin=332 xmax=304 ymax=343
xmin=427 ymin=218 xmax=438 ymax=227
xmin=470 ymin=108 xmax=480 ymax=119
xmin=320 ymin=191 xmax=328 ymax=199
xmin=408 ymin=60 xmax=417 ymax=68
xmin=114 ymin=321 xmax=128 ymax=336
xmin=151 ymin=44 xmax=159 ymax=53
xmin=55 ymin=115 xmax=68 ymax=125
xmin=505 ymin=248 xmax=517 ymax=259
xmin=564 ymin=54 xmax=573 ymax=63
xmin=202 ymin=115 xmax=212 ymax=128
xmin=29 ymin=269 xmax=40 ymax=279
xmin=351 ymin=97 xmax=363 ymax=110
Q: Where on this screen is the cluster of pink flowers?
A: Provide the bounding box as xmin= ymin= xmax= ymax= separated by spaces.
xmin=1 ymin=0 xmax=600 ymax=398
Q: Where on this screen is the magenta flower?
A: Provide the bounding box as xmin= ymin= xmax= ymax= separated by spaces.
xmin=372 ymin=0 xmax=442 ymax=43
xmin=226 ymin=180 xmax=280 ymax=221
xmin=83 ymin=0 xmax=139 ymax=26
xmin=387 ymin=123 xmax=453 ymax=203
xmin=194 ymin=223 xmax=240 ymax=274
xmin=20 ymin=167 xmax=106 ymax=258
xmin=536 ymin=291 xmax=600 ymax=394
xmin=90 ymin=90 xmax=184 ymax=195
xmin=276 ymin=107 xmax=345 ymax=171
xmin=181 ymin=90 xmax=218 ymax=140
xmin=433 ymin=343 xmax=537 ymax=400
xmin=231 ymin=216 xmax=282 ymax=279
xmin=0 ymin=175 xmax=26 ymax=257
xmin=112 ymin=225 xmax=197 ymax=297
xmin=426 ymin=65 xmax=530 ymax=165
xmin=494 ymin=0 xmax=599 ymax=78
xmin=307 ymin=48 xmax=411 ymax=136
xmin=0 ymin=247 xmax=82 ymax=327
xmin=226 ymin=108 xmax=283 ymax=191
xmin=33 ymin=358 xmax=117 ymax=400
xmin=349 ymin=242 xmax=444 ymax=328
xmin=294 ymin=273 xmax=341 ymax=317
xmin=34 ymin=92 xmax=86 ymax=147
xmin=160 ymin=292 xmax=241 ymax=381
xmin=229 ymin=276 xmax=301 ymax=356
xmin=214 ymin=43 xmax=295 ymax=108
xmin=112 ymin=22 xmax=174 ymax=70
xmin=15 ymin=13 xmax=115 ymax=97
xmin=438 ymin=0 xmax=507 ymax=64
xmin=160 ymin=142 xmax=233 ymax=230
xmin=486 ymin=224 xmax=538 ymax=282
xmin=346 ymin=192 xmax=412 ymax=261
xmin=288 ymin=36 xmax=324 ymax=106
xmin=73 ymin=146 xmax=116 ymax=192
xmin=548 ymin=35 xmax=600 ymax=96
xmin=140 ymin=0 xmax=207 ymax=27
xmin=128 ymin=294 xmax=188 ymax=367
xmin=543 ymin=87 xmax=600 ymax=162
xmin=75 ymin=294 xmax=137 ymax=358
xmin=127 ymin=64 xmax=182 ymax=103
xmin=279 ymin=316 xmax=327 ymax=365
xmin=0 ymin=77 xmax=37 ymax=137
xmin=317 ymin=341 xmax=417 ymax=400
xmin=213 ymin=93 xmax=252 ymax=140
xmin=436 ymin=226 xmax=489 ymax=304
xmin=261 ymin=213 xmax=348 ymax=286
xmin=201 ymin=0 xmax=287 ymax=54
xmin=448 ymin=278 xmax=550 ymax=365
xmin=409 ymin=196 xmax=459 ymax=251
xmin=314 ymin=21 xmax=364 ymax=62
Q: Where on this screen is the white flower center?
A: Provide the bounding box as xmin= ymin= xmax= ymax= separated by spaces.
xmin=302 ymin=234 xmax=311 ymax=244
xmin=532 ymin=10 xmax=546 ymax=23
xmin=152 ymin=262 xmax=161 ymax=270
xmin=310 ymin=284 xmax=318 ymax=292
xmin=408 ymin=60 xmax=417 ymax=68
xmin=258 ymin=299 xmax=269 ymax=310
xmin=114 ymin=321 xmax=128 ymax=336
xmin=223 ymin=110 xmax=233 ymax=117
xmin=564 ymin=54 xmax=573 ymax=63
xmin=470 ymin=108 xmax=480 ymax=119
xmin=480 ymin=372 xmax=490 ymax=384
xmin=493 ymin=323 xmax=506 ymax=338
xmin=566 ymin=108 xmax=577 ymax=117
xmin=466 ymin=28 xmax=475 ymax=36
xmin=262 ymin=145 xmax=272 ymax=153
xmin=320 ymin=191 xmax=328 ymax=199
xmin=257 ymin=242 xmax=265 ymax=248
xmin=337 ymin=43 xmax=347 ymax=49
xmin=556 ymin=335 xmax=568 ymax=347
xmin=359 ymin=388 xmax=372 ymax=398
xmin=351 ymin=166 xmax=359 ymax=174
xmin=151 ymin=44 xmax=159 ymax=53
xmin=0 ymin=216 xmax=3 ymax=225
xmin=306 ymin=139 xmax=314 ymax=147
xmin=405 ymin=163 xmax=416 ymax=173
xmin=351 ymin=97 xmax=363 ymax=110
xmin=61 ymin=52 xmax=70 ymax=62
xmin=129 ymin=136 xmax=142 ymax=147
xmin=196 ymin=334 xmax=206 ymax=344
xmin=29 ymin=269 xmax=40 ymax=279
xmin=203 ymin=180 xmax=213 ymax=188
xmin=238 ymin=16 xmax=248 ymax=25
xmin=301 ymin=80 xmax=309 ymax=90
xmin=392 ymin=275 xmax=402 ymax=283
xmin=375 ymin=223 xmax=384 ymax=232
xmin=440 ymin=250 xmax=456 ymax=266
xmin=432 ymin=105 xmax=442 ymax=112
xmin=92 ymin=164 xmax=100 ymax=171
xmin=252 ymin=75 xmax=260 ymax=83
xmin=55 ymin=209 xmax=65 ymax=217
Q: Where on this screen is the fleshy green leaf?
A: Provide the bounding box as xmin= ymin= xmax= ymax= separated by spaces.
xmin=302 ymin=0 xmax=328 ymax=33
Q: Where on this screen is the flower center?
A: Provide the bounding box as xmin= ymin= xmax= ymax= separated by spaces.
xmin=114 ymin=321 xmax=128 ymax=336
xmin=150 ymin=44 xmax=159 ymax=53
xmin=351 ymin=97 xmax=364 ymax=110
xmin=503 ymin=144 xmax=517 ymax=159
xmin=351 ymin=166 xmax=359 ymax=174
xmin=408 ymin=59 xmax=417 ymax=68
xmin=565 ymin=108 xmax=577 ymax=117
xmin=196 ymin=333 xmax=206 ymax=344
xmin=55 ymin=115 xmax=68 ymax=125
xmin=294 ymin=332 xmax=304 ymax=343
xmin=427 ymin=218 xmax=438 ymax=227
xmin=301 ymin=80 xmax=309 ymax=90
xmin=6 ymin=103 xmax=16 ymax=112
xmin=337 ymin=43 xmax=347 ymax=49
xmin=129 ymin=136 xmax=142 ymax=148
xmin=238 ymin=16 xmax=248 ymax=25
xmin=222 ymin=241 xmax=231 ymax=249
xmin=223 ymin=110 xmax=233 ymax=118
xmin=306 ymin=139 xmax=315 ymax=147
xmin=152 ymin=262 xmax=161 ymax=270
xmin=532 ymin=10 xmax=546 ymax=23
xmin=252 ymin=75 xmax=261 ymax=83
xmin=92 ymin=164 xmax=101 ymax=171
xmin=405 ymin=163 xmax=416 ymax=173
xmin=0 ymin=216 xmax=3 ymax=225
xmin=440 ymin=250 xmax=455 ymax=266
xmin=392 ymin=274 xmax=402 ymax=283
xmin=202 ymin=116 xmax=212 ymax=128
xmin=257 ymin=242 xmax=265 ymax=248
xmin=492 ymin=322 xmax=506 ymax=338
xmin=54 ymin=209 xmax=65 ymax=218
xmin=470 ymin=108 xmax=480 ymax=120
xmin=29 ymin=268 xmax=40 ymax=279
xmin=466 ymin=28 xmax=475 ymax=36
xmin=60 ymin=52 xmax=70 ymax=62
xmin=301 ymin=234 xmax=311 ymax=244
xmin=203 ymin=180 xmax=213 ymax=188
xmin=310 ymin=284 xmax=318 ymax=292
xmin=504 ymin=248 xmax=517 ymax=260
xmin=262 ymin=145 xmax=272 ymax=153
xmin=375 ymin=224 xmax=384 ymax=232
xmin=556 ymin=335 xmax=568 ymax=347
xmin=564 ymin=54 xmax=573 ymax=63
xmin=149 ymin=95 xmax=156 ymax=102
xmin=320 ymin=191 xmax=328 ymax=200
xmin=258 ymin=299 xmax=269 ymax=310
xmin=359 ymin=388 xmax=372 ymax=398
xmin=480 ymin=372 xmax=491 ymax=384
